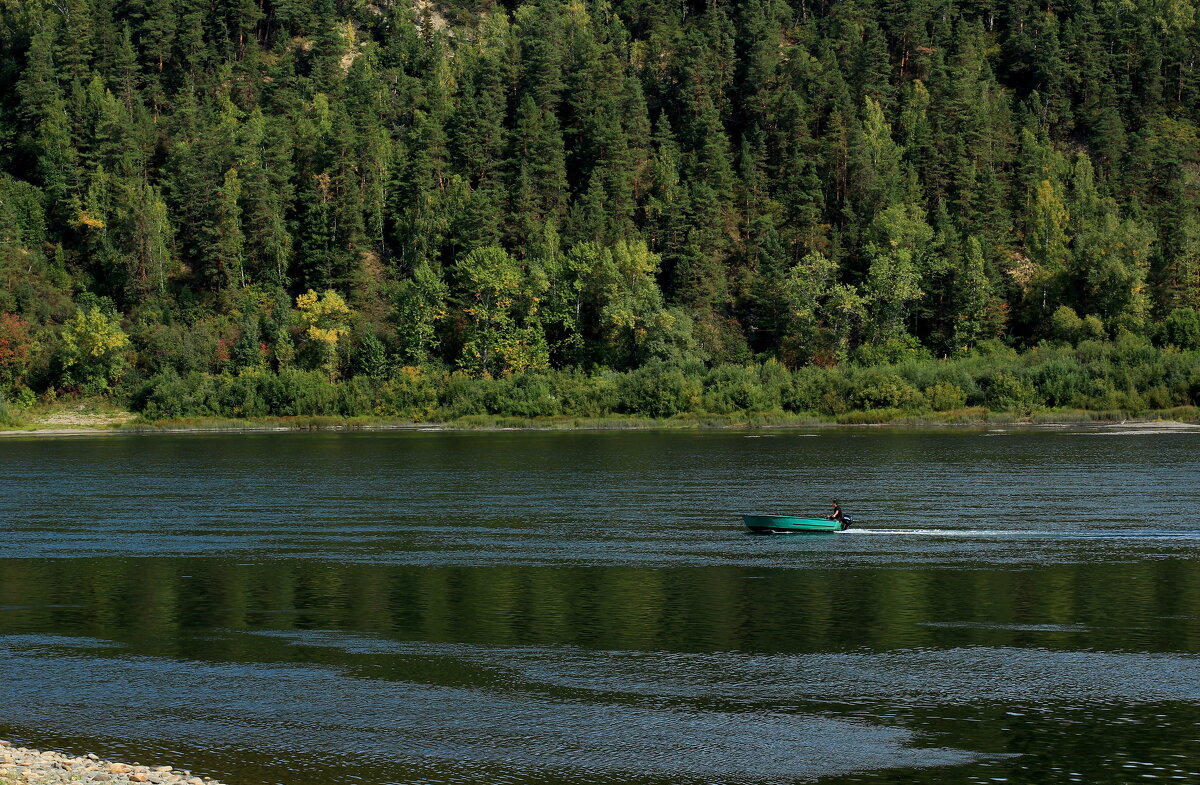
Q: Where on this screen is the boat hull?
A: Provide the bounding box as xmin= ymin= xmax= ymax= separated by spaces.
xmin=743 ymin=515 xmax=843 ymax=533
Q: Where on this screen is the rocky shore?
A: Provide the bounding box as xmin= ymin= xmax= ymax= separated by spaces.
xmin=0 ymin=741 xmax=226 ymax=785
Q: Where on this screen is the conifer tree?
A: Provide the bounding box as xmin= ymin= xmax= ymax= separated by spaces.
xmin=17 ymin=27 xmax=82 ymax=228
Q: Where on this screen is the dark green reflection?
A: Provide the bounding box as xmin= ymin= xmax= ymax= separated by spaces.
xmin=4 ymin=558 xmax=1200 ymax=785
xmin=4 ymin=559 xmax=1200 ymax=655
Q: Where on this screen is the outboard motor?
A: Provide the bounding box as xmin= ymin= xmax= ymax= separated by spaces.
xmin=839 ymin=516 xmax=854 ymax=530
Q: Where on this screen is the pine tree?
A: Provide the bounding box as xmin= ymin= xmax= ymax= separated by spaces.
xmin=212 ymin=166 xmax=245 ymax=289
xmin=16 ymin=28 xmax=82 ymax=228
xmin=952 ymin=235 xmax=1003 ymax=351
xmin=238 ymin=109 xmax=294 ymax=286
xmin=232 ymin=310 xmax=264 ymax=369
xmin=507 ymin=95 xmax=569 ymax=246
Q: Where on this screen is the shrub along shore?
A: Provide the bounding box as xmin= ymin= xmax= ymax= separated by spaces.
xmin=0 ymin=740 xmax=227 ymax=785
xmin=3 ymin=335 xmax=1198 ymax=432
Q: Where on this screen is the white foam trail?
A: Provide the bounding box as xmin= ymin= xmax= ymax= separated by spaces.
xmin=843 ymin=528 xmax=1200 ymax=539
xmin=845 ymin=528 xmax=1047 ymax=537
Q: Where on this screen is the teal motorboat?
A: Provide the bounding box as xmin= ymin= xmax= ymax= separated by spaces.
xmin=743 ymin=514 xmax=849 ymax=534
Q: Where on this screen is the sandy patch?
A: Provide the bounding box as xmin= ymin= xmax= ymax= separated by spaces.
xmin=35 ymin=411 xmax=136 ymax=428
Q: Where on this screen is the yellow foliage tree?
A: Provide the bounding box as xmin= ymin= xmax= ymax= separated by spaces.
xmin=58 ymin=307 xmax=129 ymax=393
xmin=296 ymin=289 xmax=352 ymax=376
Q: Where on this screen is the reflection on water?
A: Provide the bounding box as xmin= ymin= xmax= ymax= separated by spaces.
xmin=4 ymin=559 xmax=1200 ymax=654
xmin=1 ymin=428 xmax=1199 ymax=784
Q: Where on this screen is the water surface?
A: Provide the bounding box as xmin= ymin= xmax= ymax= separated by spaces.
xmin=1 ymin=427 xmax=1198 ymax=784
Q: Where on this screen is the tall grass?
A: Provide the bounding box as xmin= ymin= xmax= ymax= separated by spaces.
xmin=0 ymin=395 xmax=23 ymax=428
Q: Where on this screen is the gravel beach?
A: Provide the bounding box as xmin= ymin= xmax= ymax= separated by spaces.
xmin=0 ymin=741 xmax=227 ymax=785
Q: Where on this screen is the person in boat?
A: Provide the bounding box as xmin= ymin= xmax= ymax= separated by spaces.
xmin=829 ymin=500 xmax=849 ymax=528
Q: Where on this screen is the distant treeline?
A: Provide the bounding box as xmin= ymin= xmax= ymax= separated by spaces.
xmin=1 ymin=0 xmax=1200 ymax=411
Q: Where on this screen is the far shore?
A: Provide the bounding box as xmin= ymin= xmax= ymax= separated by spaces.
xmin=2 ymin=408 xmax=1199 ymax=438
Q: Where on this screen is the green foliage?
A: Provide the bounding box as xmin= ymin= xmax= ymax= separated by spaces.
xmin=701 ymin=364 xmax=776 ymax=414
xmin=1025 ymin=179 xmax=1071 ymax=318
xmin=925 ymin=383 xmax=968 ymax=412
xmin=57 ymin=306 xmax=130 ymax=393
xmin=862 ymin=203 xmax=931 ymax=346
xmin=617 ymin=362 xmax=701 ymax=418
xmin=231 ymin=312 xmax=264 ymax=370
xmin=353 ymin=333 xmax=389 ymax=379
xmin=582 ymin=240 xmax=696 ymax=368
xmin=547 ymin=371 xmax=620 ymax=418
xmin=3 ymin=0 xmax=1200 ymax=415
xmin=0 ymin=393 xmax=22 ymax=427
xmin=852 ymin=334 xmax=929 ymax=366
xmin=1080 ymin=314 xmax=1107 ymax=341
xmin=850 ymin=371 xmax=922 ymax=411
xmin=776 ymin=252 xmax=841 ymax=364
xmin=985 ymin=371 xmax=1041 ymax=412
xmin=120 ymin=337 xmax=1200 ymax=422
xmin=951 ymin=237 xmax=1003 ymax=353
xmin=1050 ymin=306 xmax=1084 ymax=344
xmin=1161 ymin=308 xmax=1200 ymax=350
xmin=378 ymin=368 xmax=440 ymax=420
xmin=392 ymin=264 xmax=449 ymax=365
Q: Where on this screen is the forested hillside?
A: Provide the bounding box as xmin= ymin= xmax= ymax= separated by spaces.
xmin=1 ymin=0 xmax=1199 ymax=421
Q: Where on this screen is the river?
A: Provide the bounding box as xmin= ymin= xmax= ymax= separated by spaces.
xmin=1 ymin=426 xmax=1198 ymax=784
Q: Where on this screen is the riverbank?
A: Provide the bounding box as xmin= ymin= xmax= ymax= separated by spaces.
xmin=1 ymin=405 xmax=1198 ymax=437
xmin=0 ymin=740 xmax=225 ymax=785
xmin=5 ymin=337 xmax=1199 ymax=436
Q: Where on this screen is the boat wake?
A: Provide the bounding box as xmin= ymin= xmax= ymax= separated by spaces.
xmin=844 ymin=528 xmax=1200 ymax=539
xmin=846 ymin=528 xmax=1025 ymax=537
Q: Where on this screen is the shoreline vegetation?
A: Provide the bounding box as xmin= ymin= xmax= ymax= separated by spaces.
xmin=3 ymin=405 xmax=1198 ymax=439
xmin=0 ymin=740 xmax=227 ymax=785
xmin=3 ymin=335 xmax=1199 ymax=436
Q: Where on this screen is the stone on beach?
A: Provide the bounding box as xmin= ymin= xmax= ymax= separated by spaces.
xmin=0 ymin=741 xmax=226 ymax=785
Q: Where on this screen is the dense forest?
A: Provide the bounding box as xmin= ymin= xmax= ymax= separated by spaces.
xmin=1 ymin=0 xmax=1199 ymax=421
